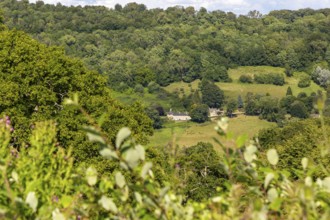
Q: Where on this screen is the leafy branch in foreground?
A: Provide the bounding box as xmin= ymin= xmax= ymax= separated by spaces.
xmin=0 ymin=95 xmax=330 ymax=219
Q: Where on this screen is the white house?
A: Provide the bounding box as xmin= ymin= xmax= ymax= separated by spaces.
xmin=167 ymin=110 xmax=191 ymax=121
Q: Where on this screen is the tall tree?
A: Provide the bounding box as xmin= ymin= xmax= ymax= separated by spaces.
xmin=200 ymin=80 xmax=225 ymax=108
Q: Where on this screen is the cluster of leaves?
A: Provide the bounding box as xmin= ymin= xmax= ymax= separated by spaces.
xmin=2 ymin=91 xmax=330 ymax=219
xmin=2 ymin=1 xmax=330 ymax=88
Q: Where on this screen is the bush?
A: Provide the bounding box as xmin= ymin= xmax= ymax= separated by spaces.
xmin=2 ymin=111 xmax=330 ymax=219
xmin=239 ymin=74 xmax=253 ymax=83
xmin=290 ymin=100 xmax=309 ymax=118
xmin=298 ymin=75 xmax=311 ymax=88
xmin=177 ymin=142 xmax=227 ymax=201
xmin=254 ymin=73 xmax=285 ymax=85
xmin=190 ymin=104 xmax=209 ymax=123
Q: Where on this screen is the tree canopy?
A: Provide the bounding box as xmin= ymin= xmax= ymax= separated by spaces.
xmin=1 ymin=0 xmax=330 ymax=88
xmin=0 ymin=28 xmax=153 ymax=173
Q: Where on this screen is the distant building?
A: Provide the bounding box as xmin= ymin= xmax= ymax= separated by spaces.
xmin=167 ymin=109 xmax=191 ymax=121
xmin=209 ymin=108 xmax=222 ymax=117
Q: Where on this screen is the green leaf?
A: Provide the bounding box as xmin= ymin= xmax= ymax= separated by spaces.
xmin=120 ymin=161 xmax=129 ymax=170
xmin=235 ymin=134 xmax=248 ymax=147
xmin=115 ymin=172 xmax=126 ymax=188
xmin=267 ymin=188 xmax=278 ymax=202
xmin=217 ymin=117 xmax=229 ymax=132
xmin=269 ymin=197 xmax=282 ymax=211
xmin=83 ymin=126 xmax=105 ymax=144
xmin=100 ymin=148 xmax=118 ymax=160
xmin=73 ymin=93 xmax=79 ymax=105
xmin=116 ymin=127 xmax=131 ymax=149
xmin=305 ymin=176 xmax=312 ymax=187
xmin=134 ymin=192 xmax=142 ymax=204
xmin=267 ymin=149 xmax=279 ymax=166
xmin=26 ymin=192 xmax=38 ymax=213
xmin=264 ymin=173 xmax=274 ymax=189
xmin=301 ymin=157 xmax=308 ymax=170
xmin=141 ymin=162 xmax=153 ymax=179
xmin=136 ymin=144 xmax=145 ymax=160
xmin=86 ymin=167 xmax=97 ymax=186
xmin=243 ymin=144 xmax=257 ymax=163
xmin=125 ymin=148 xmax=140 ymax=169
xmin=11 ymin=171 xmax=18 ymax=183
xmin=63 ymin=98 xmax=76 ymax=106
xmin=60 ymin=195 xmax=73 ymax=208
xmin=323 ymin=177 xmax=330 ymax=191
xmin=52 ymin=208 xmax=66 ymax=220
xmin=98 ymin=196 xmax=118 ymax=213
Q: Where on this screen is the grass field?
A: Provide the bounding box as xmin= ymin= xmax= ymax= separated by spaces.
xmin=164 ymin=66 xmax=323 ymax=100
xmin=148 ymin=115 xmax=275 ymax=151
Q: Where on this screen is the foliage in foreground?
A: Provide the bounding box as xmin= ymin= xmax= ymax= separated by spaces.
xmin=1 ymin=97 xmax=330 ymax=219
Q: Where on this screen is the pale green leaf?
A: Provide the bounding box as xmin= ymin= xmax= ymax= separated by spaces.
xmin=52 ymin=208 xmax=66 ymax=220
xmin=135 ymin=144 xmax=145 ymax=160
xmin=217 ymin=117 xmax=229 ymax=132
xmin=301 ymin=157 xmax=308 ymax=170
xmin=264 ymin=173 xmax=274 ymax=189
xmin=141 ymin=162 xmax=153 ymax=179
xmin=267 ymin=188 xmax=278 ymax=202
xmin=84 ymin=126 xmax=105 ymax=144
xmin=267 ymin=149 xmax=279 ymax=165
xmin=73 ymin=93 xmax=79 ymax=104
xmin=236 ymin=134 xmax=248 ymax=147
xmin=26 ymin=192 xmax=38 ymax=213
xmin=100 ymin=148 xmax=118 ymax=160
xmin=60 ymin=195 xmax=73 ymax=208
xmin=125 ymin=148 xmax=140 ymax=169
xmin=134 ymin=192 xmax=142 ymax=204
xmin=98 ymin=196 xmax=118 ymax=213
xmin=115 ymin=172 xmax=126 ymax=188
xmin=244 ymin=144 xmax=257 ymax=163
xmin=305 ymin=176 xmax=312 ymax=187
xmin=246 ymin=144 xmax=257 ymax=154
xmin=120 ymin=161 xmax=129 ymax=170
xmin=86 ymin=167 xmax=97 ymax=186
xmin=323 ymin=177 xmax=330 ymax=191
xmin=116 ymin=127 xmax=131 ymax=149
xmin=63 ymin=98 xmax=76 ymax=106
xmin=11 ymin=171 xmax=18 ymax=183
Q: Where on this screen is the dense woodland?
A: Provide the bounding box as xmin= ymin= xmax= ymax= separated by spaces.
xmin=1 ymin=1 xmax=330 ymax=219
xmin=1 ymin=0 xmax=330 ymax=88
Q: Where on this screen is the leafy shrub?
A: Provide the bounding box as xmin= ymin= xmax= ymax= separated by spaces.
xmin=176 ymin=142 xmax=227 ymax=201
xmin=298 ymin=75 xmax=311 ymax=88
xmin=254 ymin=73 xmax=285 ymax=85
xmin=311 ymin=66 xmax=330 ymax=88
xmin=190 ymin=104 xmax=209 ymax=123
xmin=239 ymin=74 xmax=253 ymax=83
xmin=290 ymin=100 xmax=309 ymax=118
xmin=2 ymin=107 xmax=330 ymax=219
xmin=258 ymin=118 xmax=330 ymax=176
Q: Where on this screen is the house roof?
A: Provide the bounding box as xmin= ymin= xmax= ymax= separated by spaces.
xmin=168 ymin=112 xmax=189 ymax=117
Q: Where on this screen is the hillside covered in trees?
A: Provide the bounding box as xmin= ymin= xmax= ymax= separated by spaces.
xmin=1 ymin=1 xmax=330 ymax=219
xmin=1 ymin=0 xmax=330 ymax=89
